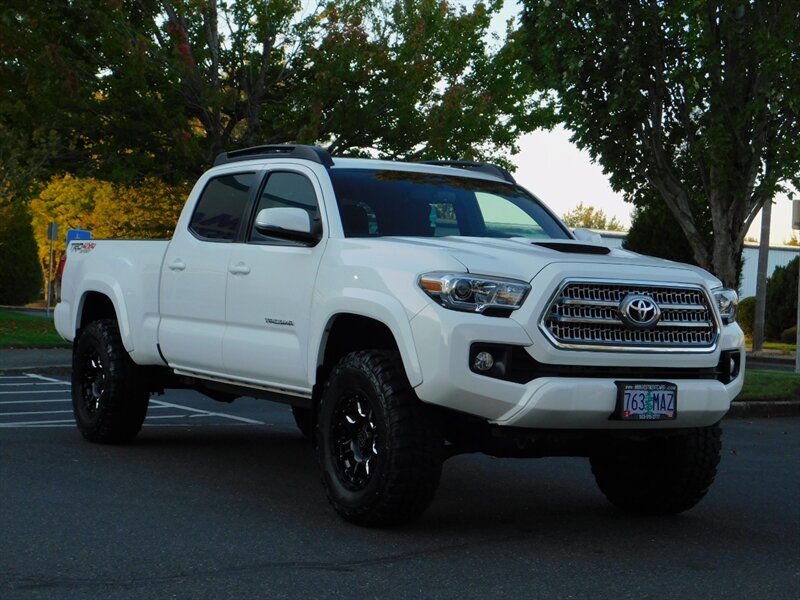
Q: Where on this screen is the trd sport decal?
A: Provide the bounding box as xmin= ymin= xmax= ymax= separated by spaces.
xmin=71 ymin=242 xmax=97 ymax=253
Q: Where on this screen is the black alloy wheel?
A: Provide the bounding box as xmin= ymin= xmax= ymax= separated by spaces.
xmin=71 ymin=319 xmax=149 ymax=443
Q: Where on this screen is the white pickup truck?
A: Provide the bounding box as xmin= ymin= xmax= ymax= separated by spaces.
xmin=56 ymin=145 xmax=744 ymax=526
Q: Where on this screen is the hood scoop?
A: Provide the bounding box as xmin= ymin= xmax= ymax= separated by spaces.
xmin=533 ymin=241 xmax=611 ymax=255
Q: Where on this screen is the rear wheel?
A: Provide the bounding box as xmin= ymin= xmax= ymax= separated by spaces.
xmin=72 ymin=319 xmax=149 ymax=443
xmin=316 ymin=350 xmax=442 ymax=526
xmin=590 ymin=425 xmax=722 ymax=514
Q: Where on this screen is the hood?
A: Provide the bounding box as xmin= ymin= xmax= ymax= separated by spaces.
xmin=377 ymin=236 xmax=723 ymax=288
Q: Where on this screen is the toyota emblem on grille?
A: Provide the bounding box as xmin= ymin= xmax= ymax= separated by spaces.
xmin=619 ymin=294 xmax=661 ymax=329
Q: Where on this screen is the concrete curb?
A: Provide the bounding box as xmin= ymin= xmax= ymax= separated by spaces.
xmin=726 ymin=400 xmax=800 ymax=418
xmin=748 ymin=355 xmax=796 ymax=368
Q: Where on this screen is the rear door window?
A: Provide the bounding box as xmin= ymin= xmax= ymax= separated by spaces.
xmin=189 ymin=173 xmax=256 ymax=241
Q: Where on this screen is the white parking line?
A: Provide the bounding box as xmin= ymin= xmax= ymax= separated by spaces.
xmin=25 ymin=374 xmax=69 ymax=384
xmin=1 ymin=409 xmax=74 ymax=416
xmin=0 ymin=374 xmax=265 ymax=427
xmin=150 ymin=399 xmax=264 ymax=425
xmin=0 ymin=418 xmax=75 ymax=427
xmin=0 ymin=399 xmax=71 ymax=405
xmin=0 ymin=390 xmax=72 ymax=395
xmin=145 ymin=414 xmax=190 ymax=420
xmin=0 ymin=382 xmax=69 ymax=387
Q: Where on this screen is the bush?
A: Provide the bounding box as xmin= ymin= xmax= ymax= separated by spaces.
xmin=737 ymin=296 xmax=756 ymax=337
xmin=623 ymin=202 xmax=703 ymax=266
xmin=0 ymin=203 xmax=43 ymax=305
xmin=781 ymin=326 xmax=797 ymax=344
xmin=765 ymin=256 xmax=799 ymax=341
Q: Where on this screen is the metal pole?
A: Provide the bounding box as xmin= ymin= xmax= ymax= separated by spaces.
xmin=752 ymin=201 xmax=772 ymax=352
xmin=794 ymin=200 xmax=800 ymax=373
xmin=796 ymin=258 xmax=799 ymax=373
xmin=46 ymin=238 xmax=54 ymax=317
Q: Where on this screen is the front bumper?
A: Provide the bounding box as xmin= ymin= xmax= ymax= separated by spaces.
xmin=409 ymin=303 xmax=745 ymax=429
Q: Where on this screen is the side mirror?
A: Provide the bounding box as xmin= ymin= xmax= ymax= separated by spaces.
xmin=255 ymin=207 xmax=319 ymax=244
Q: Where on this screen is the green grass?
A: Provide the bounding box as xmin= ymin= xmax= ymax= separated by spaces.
xmin=744 ymin=340 xmax=796 ymax=353
xmin=739 ymin=369 xmax=800 ymax=402
xmin=0 ymin=310 xmax=70 ymax=348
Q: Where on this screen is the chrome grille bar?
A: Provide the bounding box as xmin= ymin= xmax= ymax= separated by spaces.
xmin=540 ymin=280 xmax=720 ymax=352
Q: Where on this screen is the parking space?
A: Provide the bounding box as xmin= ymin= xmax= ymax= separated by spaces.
xmin=0 ymin=374 xmax=267 ymax=429
xmin=0 ymin=373 xmax=797 ymax=599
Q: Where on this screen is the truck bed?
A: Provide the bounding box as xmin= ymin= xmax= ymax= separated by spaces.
xmin=54 ymin=239 xmax=170 ymax=366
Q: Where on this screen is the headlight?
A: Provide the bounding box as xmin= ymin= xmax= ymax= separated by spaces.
xmin=713 ymin=288 xmax=738 ymax=325
xmin=418 ymin=272 xmax=531 ymax=314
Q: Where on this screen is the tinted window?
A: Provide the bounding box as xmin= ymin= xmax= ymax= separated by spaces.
xmin=250 ymin=172 xmax=321 ymax=243
xmin=329 ymin=169 xmax=569 ymax=240
xmin=190 ymin=173 xmax=255 ymax=241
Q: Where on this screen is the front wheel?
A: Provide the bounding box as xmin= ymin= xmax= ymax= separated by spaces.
xmin=316 ymin=350 xmax=442 ymax=526
xmin=590 ymin=425 xmax=722 ymax=515
xmin=72 ymin=319 xmax=149 ymax=443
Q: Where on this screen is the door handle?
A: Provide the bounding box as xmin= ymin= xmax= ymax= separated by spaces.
xmin=167 ymin=259 xmax=186 ymax=271
xmin=229 ymin=262 xmax=251 ymax=275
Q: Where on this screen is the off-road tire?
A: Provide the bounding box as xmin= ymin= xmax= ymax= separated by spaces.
xmin=590 ymin=425 xmax=722 ymax=514
xmin=291 ymin=406 xmax=312 ymax=439
xmin=71 ymin=319 xmax=149 ymax=443
xmin=316 ymin=350 xmax=442 ymax=526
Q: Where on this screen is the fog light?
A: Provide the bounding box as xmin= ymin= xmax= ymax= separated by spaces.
xmin=474 ymin=351 xmax=494 ymax=371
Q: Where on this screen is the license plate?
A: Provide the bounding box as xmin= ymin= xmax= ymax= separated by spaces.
xmin=612 ymin=381 xmax=677 ymax=421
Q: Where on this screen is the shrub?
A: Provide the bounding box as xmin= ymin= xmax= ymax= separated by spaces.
xmin=765 ymin=257 xmax=799 ymax=341
xmin=781 ymin=326 xmax=797 ymax=345
xmin=737 ymin=296 xmax=756 ymax=337
xmin=0 ymin=203 xmax=43 ymax=305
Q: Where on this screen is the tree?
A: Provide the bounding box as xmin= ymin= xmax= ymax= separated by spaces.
xmin=0 ymin=203 xmax=42 ymax=305
xmin=520 ymin=0 xmax=800 ymax=288
xmin=28 ymin=175 xmax=189 ymax=286
xmin=624 ymin=201 xmax=707 ymax=266
xmin=764 ymin=256 xmax=799 ymax=341
xmin=561 ymin=202 xmax=624 ymax=231
xmin=785 ymin=234 xmax=799 ymax=246
xmin=1 ymin=1 xmax=542 ymax=190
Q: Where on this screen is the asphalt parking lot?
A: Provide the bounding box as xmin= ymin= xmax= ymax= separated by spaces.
xmin=1 ymin=373 xmax=798 ymax=599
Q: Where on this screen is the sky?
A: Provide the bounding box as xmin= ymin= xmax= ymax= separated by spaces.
xmin=483 ymin=2 xmax=797 ymax=246
xmin=508 ymin=127 xmax=797 ymax=246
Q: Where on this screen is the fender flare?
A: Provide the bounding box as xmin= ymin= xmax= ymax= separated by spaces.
xmin=75 ymin=277 xmax=134 ymax=352
xmin=310 ymin=290 xmax=423 ymax=387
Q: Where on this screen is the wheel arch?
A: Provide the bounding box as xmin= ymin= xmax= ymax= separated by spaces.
xmin=313 ymin=310 xmax=422 ymax=394
xmin=75 ymin=284 xmax=132 ymax=352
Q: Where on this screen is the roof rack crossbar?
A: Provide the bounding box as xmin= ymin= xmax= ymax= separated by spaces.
xmin=214 ymin=144 xmax=334 ymax=167
xmin=417 ymin=160 xmax=516 ymax=184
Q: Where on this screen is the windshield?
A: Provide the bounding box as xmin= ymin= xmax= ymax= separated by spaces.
xmin=329 ymin=169 xmax=570 ymax=240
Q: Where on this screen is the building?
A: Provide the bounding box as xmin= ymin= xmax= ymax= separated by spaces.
xmin=593 ymin=231 xmax=799 ymax=299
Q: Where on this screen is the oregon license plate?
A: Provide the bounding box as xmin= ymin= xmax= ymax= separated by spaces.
xmin=613 ymin=381 xmax=677 ymax=421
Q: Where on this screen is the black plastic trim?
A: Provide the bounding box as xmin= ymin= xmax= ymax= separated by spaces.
xmin=214 ymin=144 xmax=334 ymax=167
xmin=417 ymin=160 xmax=516 ymax=184
xmin=533 ymin=241 xmax=610 ymax=255
xmin=470 ymin=344 xmax=738 ymax=385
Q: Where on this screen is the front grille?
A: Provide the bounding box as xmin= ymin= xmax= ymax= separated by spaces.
xmin=540 ymin=280 xmax=719 ymax=351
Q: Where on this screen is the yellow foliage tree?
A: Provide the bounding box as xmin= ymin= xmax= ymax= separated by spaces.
xmin=29 ymin=175 xmax=189 ymax=285
xmin=562 ymin=202 xmax=624 ymax=231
